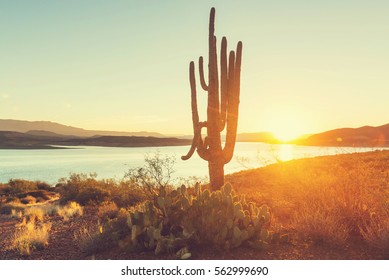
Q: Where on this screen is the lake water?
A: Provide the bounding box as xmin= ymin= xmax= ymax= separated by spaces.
xmin=0 ymin=143 xmax=386 ymax=184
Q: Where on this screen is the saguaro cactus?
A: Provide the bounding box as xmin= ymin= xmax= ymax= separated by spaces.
xmin=182 ymin=7 xmax=242 ymax=191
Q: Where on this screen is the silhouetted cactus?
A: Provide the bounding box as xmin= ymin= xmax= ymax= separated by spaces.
xmin=182 ymin=7 xmax=243 ymax=190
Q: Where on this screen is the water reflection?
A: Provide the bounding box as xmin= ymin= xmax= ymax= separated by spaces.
xmin=0 ymin=143 xmax=387 ymax=183
xmin=276 ymin=144 xmax=294 ymax=162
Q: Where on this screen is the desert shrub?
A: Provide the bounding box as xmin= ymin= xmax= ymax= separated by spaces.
xmin=57 ymin=202 xmax=83 ymax=221
xmin=125 ymin=151 xmax=176 ymax=197
xmin=24 ymin=207 xmax=45 ymax=222
xmin=74 ymin=224 xmax=107 ymax=255
xmin=20 ymin=195 xmax=36 ymax=205
xmin=75 ymin=209 xmax=129 ymax=255
xmin=5 ymin=196 xmax=21 ymax=204
xmin=18 ymin=190 xmax=53 ymax=201
xmin=12 ymin=220 xmax=51 ymax=256
xmin=110 ymin=181 xmax=145 ymax=208
xmin=76 ymin=186 xmax=110 ymax=206
xmin=98 ymin=201 xmax=119 ymax=221
xmin=0 ymin=183 xmax=10 ymax=195
xmin=0 ymin=203 xmax=24 ymax=215
xmin=57 ymin=173 xmax=143 ymax=207
xmin=42 ymin=204 xmax=60 ymax=216
xmin=36 ymin=181 xmax=52 ymax=191
xmin=101 ymin=208 xmax=130 ymax=242
xmin=7 ymin=179 xmax=37 ymax=195
xmin=0 ymin=184 xmax=11 ymax=196
xmin=56 ymin=183 xmax=78 ymax=203
xmin=57 ymin=173 xmax=111 ymax=205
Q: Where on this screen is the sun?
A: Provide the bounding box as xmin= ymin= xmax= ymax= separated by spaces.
xmin=272 ymin=129 xmax=302 ymax=143
xmin=267 ymin=114 xmax=308 ymax=143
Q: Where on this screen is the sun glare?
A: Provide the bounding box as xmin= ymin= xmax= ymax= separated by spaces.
xmin=267 ymin=114 xmax=308 ymax=142
xmin=277 ymin=144 xmax=294 ymax=161
xmin=272 ymin=129 xmax=302 ymax=143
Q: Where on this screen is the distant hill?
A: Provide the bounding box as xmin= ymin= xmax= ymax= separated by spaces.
xmin=0 ymin=119 xmax=164 ymax=138
xmin=0 ymin=131 xmax=191 ymax=149
xmin=25 ymin=130 xmax=76 ymax=138
xmin=0 ymin=131 xmax=66 ymax=149
xmin=298 ymin=123 xmax=389 ymax=147
xmin=236 ymin=132 xmax=278 ymax=143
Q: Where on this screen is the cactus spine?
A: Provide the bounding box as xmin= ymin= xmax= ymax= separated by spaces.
xmin=182 ymin=7 xmax=243 ymax=191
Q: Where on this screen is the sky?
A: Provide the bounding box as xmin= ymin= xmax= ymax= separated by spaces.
xmin=0 ymin=0 xmax=388 ymax=137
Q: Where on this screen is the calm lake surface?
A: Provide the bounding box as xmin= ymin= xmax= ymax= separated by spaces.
xmin=0 ymin=143 xmax=386 ymax=184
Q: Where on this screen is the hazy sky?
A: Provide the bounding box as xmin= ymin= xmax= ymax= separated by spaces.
xmin=1 ymin=0 xmax=388 ymax=136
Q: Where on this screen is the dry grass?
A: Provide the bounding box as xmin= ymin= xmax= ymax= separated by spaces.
xmin=98 ymin=201 xmax=119 ymax=221
xmin=0 ymin=202 xmax=24 ymax=215
xmin=12 ymin=220 xmax=51 ymax=256
xmin=227 ymin=150 xmax=389 ymax=247
xmin=7 ymin=201 xmax=82 ymax=256
xmin=74 ymin=223 xmax=107 ymax=255
xmin=360 ymin=214 xmax=389 ymax=250
xmin=293 ymin=204 xmax=349 ymax=245
xmin=57 ymin=202 xmax=83 ymax=221
xmin=41 ymin=204 xmax=61 ymax=216
xmin=10 ymin=209 xmax=23 ymax=219
xmin=24 ymin=207 xmax=45 ymax=222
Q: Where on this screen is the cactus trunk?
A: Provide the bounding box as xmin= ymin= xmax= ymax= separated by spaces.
xmin=182 ymin=7 xmax=242 ymax=191
xmin=209 ymin=159 xmax=224 ymax=190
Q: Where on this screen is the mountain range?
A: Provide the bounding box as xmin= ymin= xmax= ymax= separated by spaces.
xmin=296 ymin=123 xmax=389 ymax=147
xmin=0 ymin=119 xmax=188 ymax=149
xmin=0 ymin=130 xmax=191 ymax=149
xmin=1 ymin=119 xmax=389 ymax=148
xmin=0 ymin=119 xmax=163 ymax=138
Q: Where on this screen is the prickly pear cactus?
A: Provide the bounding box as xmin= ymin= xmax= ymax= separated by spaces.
xmin=121 ymin=182 xmax=271 ymax=257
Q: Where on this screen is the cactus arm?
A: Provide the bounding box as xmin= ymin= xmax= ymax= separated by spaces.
xmin=198 ymin=56 xmax=208 ymax=91
xmin=196 ymin=127 xmax=210 ymax=161
xmin=208 ymin=9 xmax=218 ymax=117
xmin=181 ymin=134 xmax=199 ymax=160
xmin=223 ymin=44 xmax=241 ymax=164
xmin=219 ymin=36 xmax=228 ymax=131
xmin=182 ymin=61 xmax=201 ymax=161
xmin=207 ymin=9 xmax=221 ymax=153
xmin=234 ymin=41 xmax=243 ymax=100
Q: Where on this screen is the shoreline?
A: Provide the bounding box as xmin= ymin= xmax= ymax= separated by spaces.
xmin=2 ymin=141 xmax=389 ymax=150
